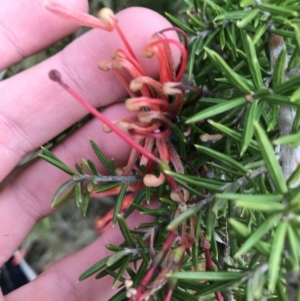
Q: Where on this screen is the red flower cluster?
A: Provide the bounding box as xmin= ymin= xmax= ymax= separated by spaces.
xmin=45 ymin=1 xmax=190 ymax=202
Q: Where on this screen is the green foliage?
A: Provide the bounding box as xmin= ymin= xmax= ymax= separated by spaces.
xmin=41 ymin=0 xmax=300 ymax=300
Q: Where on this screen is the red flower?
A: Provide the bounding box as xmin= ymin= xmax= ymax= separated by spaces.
xmin=45 ymin=1 xmax=191 ymax=202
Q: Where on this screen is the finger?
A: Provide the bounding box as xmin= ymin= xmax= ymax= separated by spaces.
xmin=0 ymin=103 xmax=132 ymax=266
xmin=0 ymin=0 xmax=88 ymax=70
xmin=0 ymin=6 xmax=179 ymax=181
xmin=4 ymin=205 xmax=155 ymax=301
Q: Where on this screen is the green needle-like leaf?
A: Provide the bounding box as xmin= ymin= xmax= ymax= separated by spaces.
xmin=254 ymin=122 xmax=288 ymax=193
xmin=242 ymin=34 xmax=263 ymax=89
xmin=241 ymin=100 xmax=259 ymax=155
xmin=214 ymin=11 xmax=248 ymax=22
xmin=287 ymin=224 xmax=300 ymax=266
xmin=186 ymin=97 xmax=247 ymax=123
xmin=275 ymin=74 xmax=300 ymax=96
xmin=112 ymin=254 xmax=133 ymax=288
xmin=195 ymin=145 xmax=247 ymax=172
xmin=208 ymin=119 xmax=259 ymax=151
xmin=229 ymin=218 xmax=271 ymax=255
xmin=272 ymin=46 xmax=287 ymax=88
xmin=217 ymin=193 xmax=283 ymax=202
xmin=204 ymin=47 xmax=252 ymax=94
xmin=112 ymin=184 xmax=128 ymax=225
xmin=235 ymin=200 xmax=285 ymax=211
xmin=258 ymin=3 xmax=299 ymax=17
xmin=117 ymin=214 xmax=136 ymax=248
xmin=268 ymin=221 xmax=288 ymax=292
xmin=287 ymin=163 xmax=300 ymax=187
xmin=82 ymin=188 xmax=91 ymax=217
xmin=235 ymin=214 xmax=282 ymax=257
xmin=164 ymin=170 xmax=224 ymax=191
xmin=237 ymin=9 xmax=259 ymax=28
xmin=51 ymin=180 xmax=74 ymax=208
xmin=107 ymin=249 xmax=133 ymax=267
xmin=90 ymin=139 xmax=114 ymax=174
xmin=40 ymin=149 xmax=76 ymax=176
xmin=78 ymin=256 xmax=109 ymax=281
xmin=170 ymin=271 xmax=246 ymax=281
xmin=273 ymin=132 xmax=300 ymax=148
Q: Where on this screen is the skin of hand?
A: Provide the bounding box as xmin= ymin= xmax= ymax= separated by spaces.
xmin=0 ymin=0 xmax=179 ymax=300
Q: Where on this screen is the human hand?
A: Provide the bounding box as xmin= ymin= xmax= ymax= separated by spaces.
xmin=0 ymin=1 xmax=178 ymax=300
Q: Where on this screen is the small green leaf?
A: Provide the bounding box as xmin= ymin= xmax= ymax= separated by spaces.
xmin=186 ymin=97 xmax=247 ymax=123
xmin=106 ymin=244 xmax=124 ymax=252
xmin=195 ymin=145 xmax=247 ymax=172
xmin=287 ymin=224 xmax=300 ymax=266
xmin=78 ymin=256 xmax=109 ymax=280
xmin=82 ymin=188 xmax=91 ymax=217
xmin=117 ymin=214 xmax=136 ymax=248
xmin=254 ymin=122 xmax=288 ymax=193
xmin=112 ymin=254 xmax=133 ymax=288
xmin=240 ymin=0 xmax=255 ymax=7
xmin=287 ymin=163 xmax=300 ymax=187
xmin=288 ymin=185 xmax=300 ymax=205
xmin=94 ymin=182 xmax=122 ymax=193
xmin=253 ymin=24 xmax=268 ymax=45
xmin=165 ymin=12 xmax=196 ymax=34
xmin=145 ymin=186 xmax=151 ymax=204
xmin=275 ymin=75 xmax=300 ymax=96
xmin=217 ymin=193 xmax=283 ymax=202
xmin=272 ymin=46 xmax=287 ymax=88
xmin=235 ymin=214 xmax=282 ymax=257
xmin=74 ymin=182 xmax=82 ymax=207
xmin=133 ymin=259 xmax=148 ymax=285
xmin=187 ymin=11 xmax=207 ymax=29
xmin=204 ymin=47 xmax=252 ymax=94
xmin=267 ymin=104 xmax=279 ymax=132
xmin=268 ymin=221 xmax=288 ymax=292
xmin=241 ymin=100 xmax=258 ymax=155
xmin=177 ymin=180 xmax=204 ymax=197
xmin=292 ymin=23 xmax=300 ymax=50
xmin=40 ymin=150 xmax=76 ymax=176
xmin=107 ymin=249 xmax=133 ymax=267
xmin=237 ymin=9 xmax=259 ymax=28
xmin=107 ymin=291 xmax=127 ymax=301
xmin=164 ymin=170 xmax=224 ymax=191
xmin=253 ymin=88 xmax=272 ymax=98
xmin=214 ymin=11 xmax=248 ymax=22
xmin=258 ymin=3 xmax=299 ymax=17
xmin=112 ymin=184 xmax=128 ymax=225
xmin=83 ymin=159 xmax=98 ymax=175
xmin=235 ymin=200 xmax=285 ymax=211
xmin=170 ymin=271 xmax=246 ymax=281
xmin=51 ymin=180 xmax=74 ymax=207
xmin=167 ymin=201 xmax=208 ymax=230
xmin=208 ymin=119 xmax=259 ymax=151
xmin=288 ymin=45 xmax=300 ymax=70
xmin=276 ymin=281 xmax=289 ymax=301
xmin=229 ymin=218 xmax=271 ymax=255
xmin=273 ymin=132 xmax=300 ymax=148
xmin=291 ymin=86 xmax=300 ymax=103
xmin=272 ymin=29 xmax=294 ymax=38
xmin=242 ymin=34 xmax=263 ymax=89
xmin=90 ymin=139 xmax=114 ymax=174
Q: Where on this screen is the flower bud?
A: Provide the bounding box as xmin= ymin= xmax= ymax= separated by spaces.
xmin=97 ymin=8 xmax=115 ymax=26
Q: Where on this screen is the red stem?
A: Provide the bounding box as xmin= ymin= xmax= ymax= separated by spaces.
xmin=204 ymin=247 xmax=223 ymax=301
